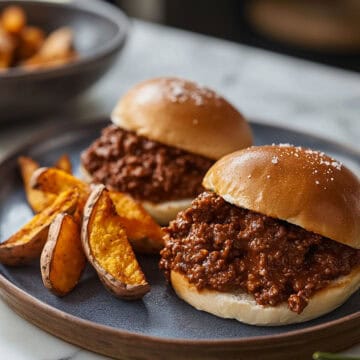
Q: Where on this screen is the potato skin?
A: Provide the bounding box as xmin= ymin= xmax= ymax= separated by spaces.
xmin=0 ymin=227 xmax=49 ymax=266
xmin=82 ymin=185 xmax=150 ymax=300
xmin=41 ymin=213 xmax=86 ymax=297
xmin=97 ymin=268 xmax=150 ymax=300
xmin=41 ymin=214 xmax=62 ymax=292
xmin=0 ymin=188 xmax=78 ymax=266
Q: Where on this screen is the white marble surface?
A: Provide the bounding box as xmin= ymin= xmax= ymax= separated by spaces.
xmin=0 ymin=18 xmax=359 ymax=359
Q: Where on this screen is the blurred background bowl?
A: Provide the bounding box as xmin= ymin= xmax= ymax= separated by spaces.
xmin=0 ymin=0 xmax=129 ymax=121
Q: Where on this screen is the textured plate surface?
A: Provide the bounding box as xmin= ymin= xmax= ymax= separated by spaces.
xmin=0 ymin=119 xmax=359 ymax=359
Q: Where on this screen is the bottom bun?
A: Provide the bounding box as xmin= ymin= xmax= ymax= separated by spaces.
xmin=170 ymin=268 xmax=360 ymax=326
xmin=79 ymin=164 xmax=94 ymax=183
xmin=142 ymin=199 xmax=192 ymax=225
xmin=80 ymin=165 xmax=191 ymax=225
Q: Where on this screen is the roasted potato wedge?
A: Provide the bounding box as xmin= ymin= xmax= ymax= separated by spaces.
xmin=31 ymin=167 xmax=89 ymax=195
xmin=41 ymin=213 xmax=86 ymax=296
xmin=21 ymin=51 xmax=77 ymax=70
xmin=18 ymin=157 xmax=57 ymax=213
xmin=17 ymin=26 xmax=45 ymax=60
xmin=31 ymin=167 xmax=89 ymax=222
xmin=0 ymin=27 xmax=15 ymax=68
xmin=109 ymin=192 xmax=164 ymax=254
xmin=31 ymin=167 xmax=164 ymax=253
xmin=22 ymin=27 xmax=76 ymax=70
xmin=82 ymin=185 xmax=150 ymax=299
xmin=18 ymin=155 xmax=73 ymax=213
xmin=1 ymin=6 xmax=26 ymax=34
xmin=54 ymin=154 xmax=72 ymax=174
xmin=37 ymin=27 xmax=74 ymax=59
xmin=0 ymin=188 xmax=78 ymax=266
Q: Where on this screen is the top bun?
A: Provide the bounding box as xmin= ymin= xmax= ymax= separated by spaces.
xmin=203 ymin=145 xmax=360 ymax=249
xmin=111 ymin=77 xmax=253 ymax=160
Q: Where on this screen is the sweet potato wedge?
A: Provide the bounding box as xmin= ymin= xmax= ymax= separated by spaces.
xmin=0 ymin=188 xmax=78 ymax=266
xmin=32 ymin=167 xmax=164 ymax=253
xmin=21 ymin=51 xmax=77 ymax=70
xmin=18 ymin=157 xmax=56 ymax=213
xmin=54 ymin=154 xmax=72 ymax=174
xmin=82 ymin=185 xmax=150 ymax=299
xmin=37 ymin=27 xmax=74 ymax=59
xmin=17 ymin=25 xmax=45 ymax=60
xmin=18 ymin=155 xmax=73 ymax=213
xmin=31 ymin=167 xmax=89 ymax=195
xmin=31 ymin=167 xmax=89 ymax=222
xmin=41 ymin=213 xmax=86 ymax=296
xmin=1 ymin=6 xmax=26 ymax=34
xmin=0 ymin=27 xmax=15 ymax=68
xmin=109 ymin=192 xmax=164 ymax=254
xmin=22 ymin=27 xmax=76 ymax=70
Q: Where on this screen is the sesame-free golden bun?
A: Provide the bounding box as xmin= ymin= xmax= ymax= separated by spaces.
xmin=111 ymin=77 xmax=253 ymax=160
xmin=203 ymin=145 xmax=360 ymax=249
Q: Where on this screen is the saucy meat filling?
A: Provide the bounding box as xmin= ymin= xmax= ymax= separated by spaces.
xmin=160 ymin=191 xmax=360 ymax=313
xmin=81 ymin=125 xmax=214 ymax=203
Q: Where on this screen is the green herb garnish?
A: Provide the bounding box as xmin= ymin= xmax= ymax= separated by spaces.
xmin=313 ymin=352 xmax=360 ymax=360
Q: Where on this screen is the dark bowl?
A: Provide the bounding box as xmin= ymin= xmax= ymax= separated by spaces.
xmin=0 ymin=0 xmax=129 ymax=121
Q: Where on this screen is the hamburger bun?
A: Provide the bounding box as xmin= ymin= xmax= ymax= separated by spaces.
xmin=169 ymin=145 xmax=360 ymax=325
xmin=83 ymin=77 xmax=253 ymax=224
xmin=171 ymin=267 xmax=360 ymax=326
xmin=111 ymin=77 xmax=253 ymax=160
xmin=203 ymin=145 xmax=360 ymax=249
xmin=142 ymin=199 xmax=192 ymax=226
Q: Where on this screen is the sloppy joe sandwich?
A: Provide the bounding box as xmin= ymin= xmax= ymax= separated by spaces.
xmin=160 ymin=145 xmax=360 ymax=325
xmin=81 ymin=77 xmax=252 ymax=224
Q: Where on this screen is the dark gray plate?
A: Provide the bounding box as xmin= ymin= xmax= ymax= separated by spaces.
xmin=0 ymin=119 xmax=359 ymax=356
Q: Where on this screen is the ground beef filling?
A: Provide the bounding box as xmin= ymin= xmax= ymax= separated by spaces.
xmin=160 ymin=192 xmax=360 ymax=313
xmin=81 ymin=125 xmax=214 ymax=203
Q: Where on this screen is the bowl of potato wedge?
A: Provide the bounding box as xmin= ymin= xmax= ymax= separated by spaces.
xmin=0 ymin=0 xmax=128 ymax=120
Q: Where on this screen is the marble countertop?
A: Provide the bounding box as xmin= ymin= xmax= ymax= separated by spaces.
xmin=0 ymin=18 xmax=359 ymax=359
